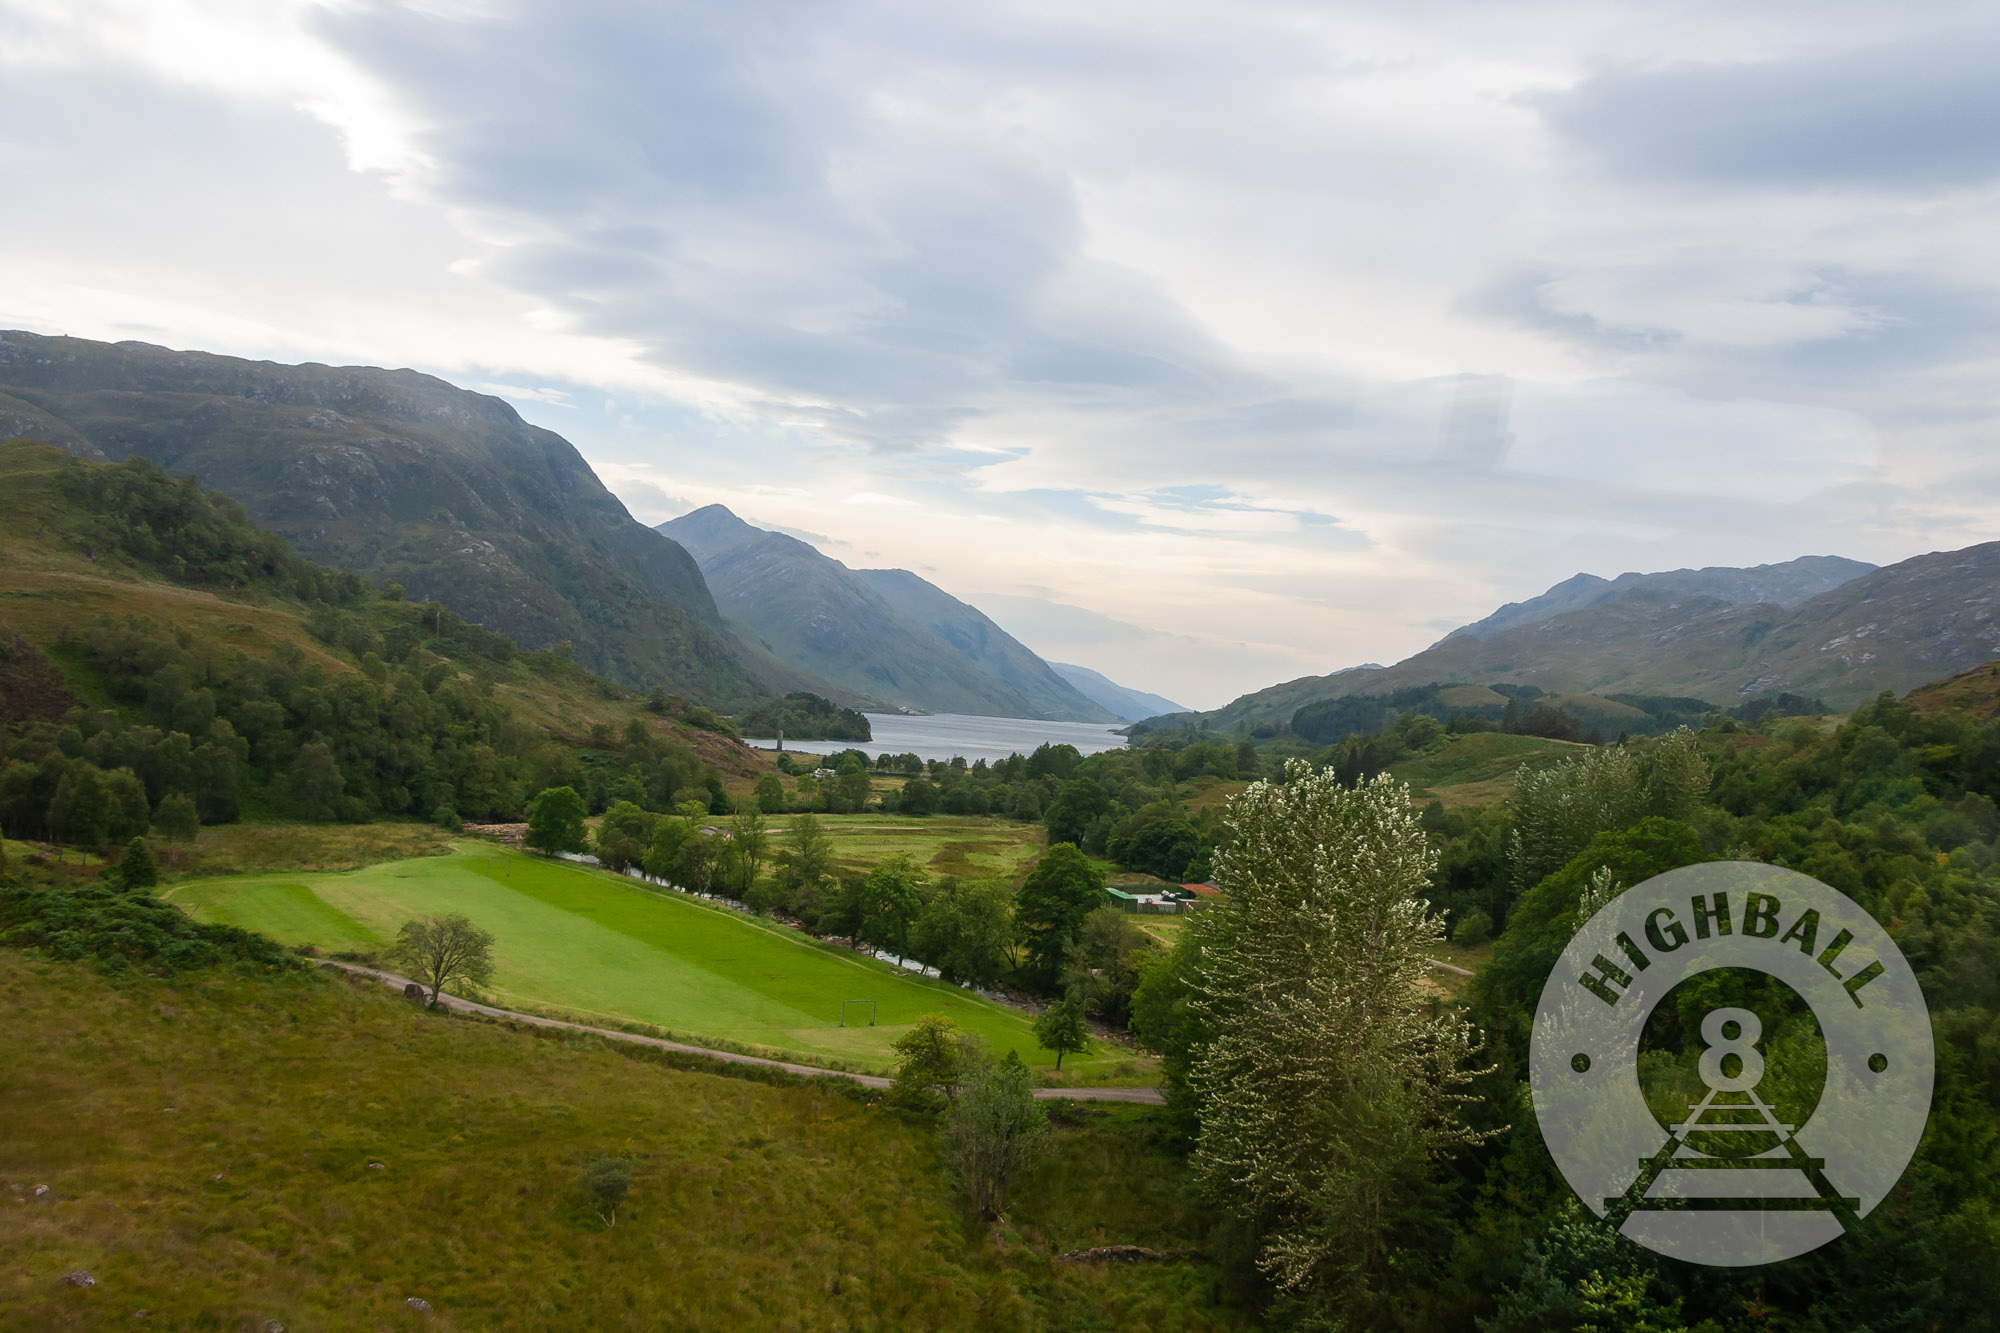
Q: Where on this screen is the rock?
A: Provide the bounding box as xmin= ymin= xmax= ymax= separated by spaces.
xmin=406 ymin=1297 xmax=433 ymax=1312
xmin=61 ymin=1270 xmax=96 ymax=1287
xmin=212 ymin=1174 xmax=224 ymax=1182
xmin=367 ymin=1162 xmax=385 ymax=1171
xmin=32 ymin=1184 xmax=49 ymax=1198
xmin=403 ymin=982 xmax=426 ymax=1000
xmin=263 ymin=1321 xmax=285 ymax=1333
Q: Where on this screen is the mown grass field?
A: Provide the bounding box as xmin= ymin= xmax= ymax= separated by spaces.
xmin=766 ymin=814 xmax=1048 ymax=885
xmin=164 ymin=842 xmax=1149 ymax=1081
xmin=0 ymin=953 xmax=1242 ymax=1331
xmin=1388 ymin=732 xmax=1589 ymax=806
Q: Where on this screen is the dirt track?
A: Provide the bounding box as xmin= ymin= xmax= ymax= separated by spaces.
xmin=319 ymin=960 xmax=1166 ymax=1104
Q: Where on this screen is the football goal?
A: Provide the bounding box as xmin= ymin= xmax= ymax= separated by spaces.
xmin=839 ymin=1000 xmax=878 ymax=1027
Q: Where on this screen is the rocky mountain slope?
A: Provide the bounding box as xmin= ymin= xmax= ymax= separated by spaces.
xmin=659 ymin=505 xmax=1114 ymax=721
xmin=0 ymin=330 xmax=760 ymax=704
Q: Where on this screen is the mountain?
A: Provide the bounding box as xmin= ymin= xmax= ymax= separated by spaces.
xmin=0 ymin=330 xmax=761 ymax=705
xmin=1439 ymin=555 xmax=1876 ymax=644
xmin=1045 ymin=663 xmax=1185 ymax=724
xmin=1178 ymin=544 xmax=2000 ymax=733
xmin=658 ymin=506 xmax=1115 ymax=722
xmin=850 ymin=569 xmax=1118 ymax=723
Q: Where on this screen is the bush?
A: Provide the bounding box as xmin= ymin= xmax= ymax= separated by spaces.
xmin=1451 ymin=906 xmax=1492 ymax=948
xmin=0 ymin=878 xmax=297 ymax=973
xmin=583 ymin=1157 xmax=633 ymax=1228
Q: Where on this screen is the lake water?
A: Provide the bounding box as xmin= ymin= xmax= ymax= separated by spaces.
xmin=742 ymin=713 xmax=1130 ymax=765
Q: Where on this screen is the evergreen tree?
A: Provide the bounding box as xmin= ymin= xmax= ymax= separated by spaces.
xmin=117 ymin=836 xmax=158 ymax=889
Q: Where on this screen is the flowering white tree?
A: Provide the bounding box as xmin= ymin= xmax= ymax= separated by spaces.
xmin=1190 ymin=766 xmax=1488 ymax=1324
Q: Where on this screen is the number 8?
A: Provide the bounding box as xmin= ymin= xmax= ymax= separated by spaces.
xmin=1698 ymin=1007 xmax=1764 ymax=1092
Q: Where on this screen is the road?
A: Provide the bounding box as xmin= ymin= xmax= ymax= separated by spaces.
xmin=318 ymin=960 xmax=1166 ymax=1104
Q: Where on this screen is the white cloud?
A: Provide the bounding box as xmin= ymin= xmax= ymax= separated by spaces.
xmin=2 ymin=0 xmax=1998 ymax=706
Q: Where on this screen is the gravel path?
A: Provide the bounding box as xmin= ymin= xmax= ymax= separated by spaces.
xmin=318 ymin=960 xmax=1166 ymax=1104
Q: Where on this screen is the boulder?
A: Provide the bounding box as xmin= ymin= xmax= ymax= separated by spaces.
xmin=403 ymin=983 xmax=426 ymax=1001
xmin=406 ymin=1297 xmax=433 ymax=1312
xmin=60 ymin=1270 xmax=95 ymax=1287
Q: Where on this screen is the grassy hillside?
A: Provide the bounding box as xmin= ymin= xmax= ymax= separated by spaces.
xmin=1387 ymin=733 xmax=1588 ymax=806
xmin=0 ymin=952 xmax=1238 ymax=1330
xmin=764 ymin=813 xmax=1047 ymax=885
xmin=0 ymin=330 xmax=761 ymax=703
xmin=165 ymin=842 xmax=1144 ymax=1081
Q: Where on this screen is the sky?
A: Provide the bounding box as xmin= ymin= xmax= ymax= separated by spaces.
xmin=3 ymin=0 xmax=1998 ymax=711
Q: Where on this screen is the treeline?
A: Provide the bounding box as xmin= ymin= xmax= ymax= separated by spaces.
xmin=735 ymin=692 xmax=871 ymax=742
xmin=1121 ymin=695 xmax=2000 ymax=1329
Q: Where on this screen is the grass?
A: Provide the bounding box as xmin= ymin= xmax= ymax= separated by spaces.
xmin=1389 ymin=732 xmax=1590 ymax=807
xmin=0 ymin=952 xmax=1243 ymax=1331
xmin=163 ymin=821 xmax=458 ymax=880
xmin=766 ymin=813 xmax=1048 ymax=885
xmin=164 ymin=842 xmax=1151 ymax=1081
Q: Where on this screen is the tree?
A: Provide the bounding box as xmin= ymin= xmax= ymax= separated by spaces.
xmin=1644 ymin=726 xmax=1710 ymax=820
xmin=392 ymin=913 xmax=497 ymax=1009
xmin=770 ymin=813 xmax=837 ymax=923
xmin=582 ymin=1156 xmax=633 ymax=1228
xmin=945 ymin=1046 xmax=1048 ymax=1219
xmin=890 ymin=1013 xmax=961 ymax=1109
xmin=1032 ymin=988 xmax=1090 ymax=1070
xmin=1508 ymin=744 xmax=1642 ymax=895
xmin=833 ymin=768 xmax=873 ymax=814
xmin=284 ymin=740 xmax=346 ymax=822
xmin=900 ymin=776 xmax=939 ymax=815
xmin=104 ymin=767 xmax=151 ymax=843
xmin=910 ymin=877 xmax=1013 ymax=987
xmin=753 ymin=773 xmax=785 ymax=813
xmin=524 ymin=785 xmax=588 ymax=854
xmin=48 ymin=761 xmax=110 ymax=852
xmin=859 ymin=853 xmax=925 ymax=961
xmin=643 ymin=816 xmax=694 ymax=882
xmin=116 ymin=835 xmax=158 ymax=890
xmin=594 ymin=800 xmax=656 ymax=872
xmin=1014 ymin=842 xmax=1104 ymax=988
xmin=1043 ymin=776 xmax=1108 ymax=847
xmin=731 ymin=808 xmax=769 ymax=896
xmin=1062 ymin=905 xmax=1157 ymax=1026
xmin=1189 ymin=766 xmax=1487 ymax=1315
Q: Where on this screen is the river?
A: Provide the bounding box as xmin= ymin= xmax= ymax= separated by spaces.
xmin=741 ymin=713 xmax=1130 ymax=765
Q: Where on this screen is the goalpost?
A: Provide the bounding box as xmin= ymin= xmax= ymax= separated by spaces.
xmin=839 ymin=1000 xmax=878 ymax=1027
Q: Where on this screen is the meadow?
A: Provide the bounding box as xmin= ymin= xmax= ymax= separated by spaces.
xmin=164 ymin=842 xmax=1151 ymax=1082
xmin=763 ymin=813 xmax=1047 ymax=884
xmin=0 ymin=952 xmax=1238 ymax=1331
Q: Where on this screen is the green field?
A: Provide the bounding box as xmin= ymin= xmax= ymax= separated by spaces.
xmin=766 ymin=813 xmax=1047 ymax=884
xmin=166 ymin=843 xmax=1146 ymax=1081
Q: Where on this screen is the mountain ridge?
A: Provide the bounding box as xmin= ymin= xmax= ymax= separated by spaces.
xmin=0 ymin=329 xmax=762 ymax=705
xmin=1177 ymin=545 xmax=2000 ymax=732
xmin=1047 ymin=662 xmax=1186 ymax=724
xmin=659 ymin=505 xmax=1114 ymax=722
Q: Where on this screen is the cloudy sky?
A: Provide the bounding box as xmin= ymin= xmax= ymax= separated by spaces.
xmin=4 ymin=0 xmax=1998 ymax=709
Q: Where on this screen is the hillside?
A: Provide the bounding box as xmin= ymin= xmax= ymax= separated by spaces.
xmin=0 ymin=438 xmax=757 ymax=826
xmin=0 ymin=952 xmax=1235 ymax=1329
xmin=1438 ymin=555 xmax=1874 ymax=643
xmin=1048 ymin=662 xmax=1186 ymax=724
xmin=0 ymin=330 xmax=761 ymax=705
xmin=660 ymin=505 xmax=1112 ymax=721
